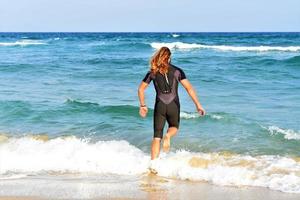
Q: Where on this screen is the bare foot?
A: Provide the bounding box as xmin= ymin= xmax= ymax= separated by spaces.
xmin=162 ymin=134 xmax=170 ymax=152
xmin=148 ymin=159 xmax=159 ymax=174
xmin=148 ymin=167 xmax=158 ymax=174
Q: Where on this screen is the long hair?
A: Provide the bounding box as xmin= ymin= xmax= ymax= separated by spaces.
xmin=150 ymin=47 xmax=171 ymax=74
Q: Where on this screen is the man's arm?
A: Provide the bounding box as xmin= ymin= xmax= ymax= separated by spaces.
xmin=180 ymin=79 xmax=206 ymax=115
xmin=138 ymin=81 xmax=149 ymax=117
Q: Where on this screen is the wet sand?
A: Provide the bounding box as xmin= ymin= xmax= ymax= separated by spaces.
xmin=0 ymin=173 xmax=299 ymax=200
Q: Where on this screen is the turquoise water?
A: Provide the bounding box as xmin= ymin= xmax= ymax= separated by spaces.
xmin=0 ymin=33 xmax=300 ymax=194
xmin=1 ymin=32 xmax=299 ymax=155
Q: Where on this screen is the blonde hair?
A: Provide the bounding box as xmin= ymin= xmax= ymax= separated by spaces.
xmin=150 ymin=47 xmax=171 ymax=74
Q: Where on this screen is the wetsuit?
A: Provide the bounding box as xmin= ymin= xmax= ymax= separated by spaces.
xmin=142 ymin=64 xmax=187 ymax=139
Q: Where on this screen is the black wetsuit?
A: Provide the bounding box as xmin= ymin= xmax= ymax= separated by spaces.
xmin=142 ymin=64 xmax=187 ymax=139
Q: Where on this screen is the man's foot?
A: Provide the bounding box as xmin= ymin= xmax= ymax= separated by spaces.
xmin=162 ymin=134 xmax=170 ymax=152
xmin=148 ymin=159 xmax=159 ymax=174
xmin=148 ymin=167 xmax=158 ymax=174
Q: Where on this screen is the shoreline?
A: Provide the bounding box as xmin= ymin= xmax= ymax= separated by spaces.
xmin=0 ymin=173 xmax=299 ymax=200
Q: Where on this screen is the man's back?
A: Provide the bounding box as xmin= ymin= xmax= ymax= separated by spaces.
xmin=142 ymin=64 xmax=186 ymax=104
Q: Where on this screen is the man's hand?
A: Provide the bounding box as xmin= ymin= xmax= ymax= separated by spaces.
xmin=139 ymin=106 xmax=148 ymax=118
xmin=196 ymin=105 xmax=206 ymax=116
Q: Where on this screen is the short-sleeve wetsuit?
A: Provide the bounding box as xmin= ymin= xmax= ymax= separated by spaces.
xmin=142 ymin=64 xmax=187 ymax=139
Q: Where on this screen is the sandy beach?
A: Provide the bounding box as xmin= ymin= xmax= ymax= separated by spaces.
xmin=0 ymin=172 xmax=300 ymax=200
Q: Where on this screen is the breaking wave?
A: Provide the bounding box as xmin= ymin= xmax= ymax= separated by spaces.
xmin=150 ymin=42 xmax=300 ymax=52
xmin=0 ymin=40 xmax=47 ymax=47
xmin=265 ymin=126 xmax=300 ymax=140
xmin=0 ymin=135 xmax=299 ymax=193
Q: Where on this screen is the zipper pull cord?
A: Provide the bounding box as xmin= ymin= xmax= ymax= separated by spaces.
xmin=164 ymin=73 xmax=169 ymax=85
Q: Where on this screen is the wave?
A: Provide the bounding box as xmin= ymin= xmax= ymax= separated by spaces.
xmin=82 ymin=57 xmax=146 ymax=65
xmin=180 ymin=111 xmax=224 ymax=120
xmin=257 ymin=55 xmax=300 ymax=66
xmin=64 ymin=99 xmax=141 ymax=117
xmin=0 ymin=135 xmax=299 ymax=193
xmin=150 ymin=42 xmax=300 ymax=52
xmin=65 ymin=99 xmax=228 ymax=121
xmin=265 ymin=126 xmax=300 ymax=140
xmin=0 ymin=135 xmax=148 ymax=176
xmin=1 ymin=99 xmax=229 ymax=122
xmin=172 ymin=34 xmax=180 ymax=38
xmin=285 ymin=55 xmax=300 ymax=65
xmin=65 ymin=98 xmax=100 ymax=107
xmin=0 ymin=39 xmax=47 ymax=47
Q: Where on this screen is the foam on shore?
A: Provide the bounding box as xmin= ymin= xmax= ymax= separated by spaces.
xmin=0 ymin=135 xmax=299 ymax=193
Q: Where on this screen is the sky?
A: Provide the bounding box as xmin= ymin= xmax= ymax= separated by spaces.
xmin=0 ymin=0 xmax=299 ymax=32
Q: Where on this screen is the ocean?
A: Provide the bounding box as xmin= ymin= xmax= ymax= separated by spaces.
xmin=0 ymin=32 xmax=299 ymax=197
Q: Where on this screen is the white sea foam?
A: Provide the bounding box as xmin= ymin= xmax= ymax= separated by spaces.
xmin=180 ymin=112 xmax=199 ymax=119
xmin=0 ymin=40 xmax=47 ymax=46
xmin=150 ymin=42 xmax=300 ymax=52
xmin=180 ymin=112 xmax=223 ymax=120
xmin=266 ymin=126 xmax=300 ymax=140
xmin=0 ymin=174 xmax=28 ymax=180
xmin=172 ymin=34 xmax=180 ymax=38
xmin=0 ymin=135 xmax=300 ymax=193
xmin=0 ymin=136 xmax=149 ymax=176
xmin=154 ymin=151 xmax=300 ymax=193
xmin=210 ymin=114 xmax=224 ymax=120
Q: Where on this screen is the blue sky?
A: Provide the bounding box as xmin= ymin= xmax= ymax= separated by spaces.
xmin=0 ymin=0 xmax=299 ymax=32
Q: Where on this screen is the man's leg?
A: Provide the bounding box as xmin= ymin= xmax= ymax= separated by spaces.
xmin=163 ymin=100 xmax=180 ymax=152
xmin=152 ymin=101 xmax=166 ymax=159
xmin=151 ymin=137 xmax=161 ymax=160
xmin=162 ymin=127 xmax=178 ymax=152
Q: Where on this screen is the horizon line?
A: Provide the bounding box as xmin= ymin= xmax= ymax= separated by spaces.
xmin=0 ymin=31 xmax=300 ymax=33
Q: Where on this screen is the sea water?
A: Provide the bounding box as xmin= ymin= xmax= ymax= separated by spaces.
xmin=0 ymin=32 xmax=300 ymax=195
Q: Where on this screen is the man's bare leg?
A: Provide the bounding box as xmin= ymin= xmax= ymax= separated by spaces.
xmin=162 ymin=127 xmax=178 ymax=152
xmin=151 ymin=137 xmax=161 ymax=160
